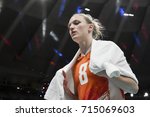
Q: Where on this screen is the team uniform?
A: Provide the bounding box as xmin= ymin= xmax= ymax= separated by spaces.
xmin=73 ymin=51 xmax=125 ymax=100
xmin=73 ymin=52 xmax=109 ymax=100
xmin=44 ymin=39 xmax=138 ymax=100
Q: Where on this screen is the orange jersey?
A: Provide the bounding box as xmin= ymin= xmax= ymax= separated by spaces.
xmin=73 ymin=51 xmax=109 ymax=100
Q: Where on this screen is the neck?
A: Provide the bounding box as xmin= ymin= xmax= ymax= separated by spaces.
xmin=79 ymin=37 xmax=93 ymax=55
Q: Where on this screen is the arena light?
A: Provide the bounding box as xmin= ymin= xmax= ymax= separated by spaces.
xmin=53 ymin=49 xmax=63 ymax=57
xmin=42 ymin=19 xmax=47 ymax=38
xmin=76 ymin=6 xmax=83 ymax=13
xmin=58 ymin=0 xmax=66 ymax=17
xmin=119 ymin=7 xmax=134 ymax=17
xmin=133 ymin=33 xmax=141 ymax=47
xmin=0 ymin=0 xmax=3 ymax=13
xmin=119 ymin=7 xmax=125 ymax=16
xmin=130 ymin=94 xmax=134 ymax=97
xmin=123 ymin=13 xmax=134 ymax=17
xmin=49 ymin=31 xmax=59 ymax=42
xmin=85 ymin=8 xmax=90 ymax=12
xmin=17 ymin=87 xmax=20 ymax=90
xmin=144 ymin=92 xmax=149 ymax=97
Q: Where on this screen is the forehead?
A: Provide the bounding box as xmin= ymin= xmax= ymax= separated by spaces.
xmin=68 ymin=14 xmax=86 ymax=24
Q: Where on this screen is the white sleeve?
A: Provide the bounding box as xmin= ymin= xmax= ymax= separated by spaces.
xmin=44 ymin=69 xmax=64 ymax=100
xmin=90 ymin=40 xmax=138 ymax=84
xmin=107 ymin=42 xmax=138 ymax=83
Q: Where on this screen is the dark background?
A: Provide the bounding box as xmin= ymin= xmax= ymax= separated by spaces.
xmin=0 ymin=0 xmax=150 ymax=99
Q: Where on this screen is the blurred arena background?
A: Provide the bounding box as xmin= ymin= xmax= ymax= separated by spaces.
xmin=0 ymin=0 xmax=150 ymax=99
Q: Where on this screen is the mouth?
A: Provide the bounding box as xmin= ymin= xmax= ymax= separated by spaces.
xmin=71 ymin=31 xmax=77 ymax=37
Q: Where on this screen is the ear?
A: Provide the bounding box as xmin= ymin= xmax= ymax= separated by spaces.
xmin=88 ymin=24 xmax=94 ymax=33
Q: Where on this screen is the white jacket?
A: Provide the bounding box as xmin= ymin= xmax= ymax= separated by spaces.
xmin=44 ymin=39 xmax=138 ymax=100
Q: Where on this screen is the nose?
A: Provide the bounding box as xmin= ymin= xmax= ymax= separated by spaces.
xmin=69 ymin=24 xmax=75 ymax=31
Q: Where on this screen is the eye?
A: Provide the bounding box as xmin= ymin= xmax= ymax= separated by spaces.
xmin=68 ymin=20 xmax=81 ymax=29
xmin=73 ymin=20 xmax=80 ymax=25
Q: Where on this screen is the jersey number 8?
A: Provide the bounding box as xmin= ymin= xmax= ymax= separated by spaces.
xmin=79 ymin=62 xmax=88 ymax=85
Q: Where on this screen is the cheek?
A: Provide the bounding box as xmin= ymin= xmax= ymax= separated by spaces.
xmin=78 ymin=26 xmax=87 ymax=33
xmin=69 ymin=30 xmax=71 ymax=35
xmin=77 ymin=25 xmax=82 ymax=30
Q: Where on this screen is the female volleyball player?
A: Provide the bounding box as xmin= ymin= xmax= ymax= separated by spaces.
xmin=44 ymin=13 xmax=139 ymax=100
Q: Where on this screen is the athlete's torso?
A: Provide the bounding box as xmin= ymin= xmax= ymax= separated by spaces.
xmin=73 ymin=52 xmax=110 ymax=100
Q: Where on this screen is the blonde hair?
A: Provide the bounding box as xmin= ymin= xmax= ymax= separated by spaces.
xmin=73 ymin=13 xmax=105 ymax=39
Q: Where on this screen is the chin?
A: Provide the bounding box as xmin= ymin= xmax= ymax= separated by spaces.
xmin=72 ymin=37 xmax=80 ymax=43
